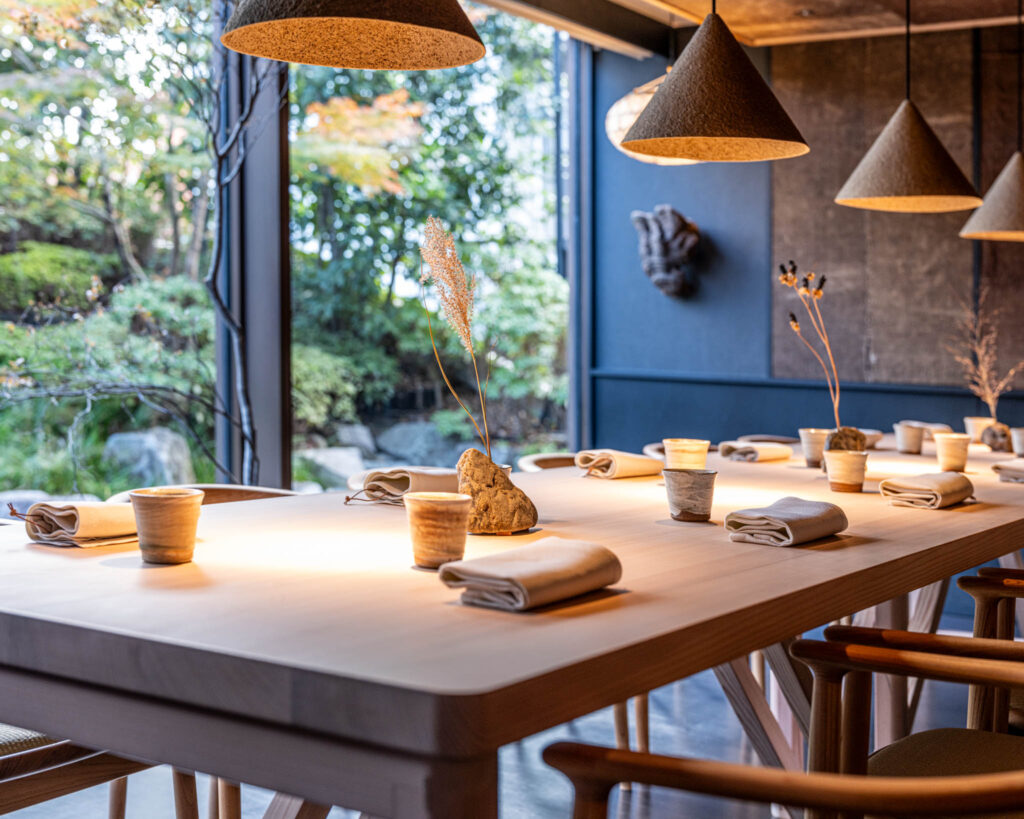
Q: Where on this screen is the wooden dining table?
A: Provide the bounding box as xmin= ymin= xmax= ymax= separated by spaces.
xmin=0 ymin=436 xmax=1023 ymax=818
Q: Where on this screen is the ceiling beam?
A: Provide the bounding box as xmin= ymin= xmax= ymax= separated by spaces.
xmin=480 ymin=0 xmax=672 ymax=59
xmin=745 ymin=15 xmax=1020 ymax=46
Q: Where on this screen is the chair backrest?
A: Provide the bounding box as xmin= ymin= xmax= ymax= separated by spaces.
xmin=106 ymin=484 xmax=297 ymax=505
xmin=516 ymin=452 xmax=577 ymax=472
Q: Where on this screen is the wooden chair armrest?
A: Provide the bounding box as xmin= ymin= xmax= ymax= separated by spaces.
xmin=790 ymin=639 xmax=1024 ymax=689
xmin=822 ymin=625 xmax=1024 ymax=662
xmin=958 ymin=575 xmax=1024 ymax=600
xmin=542 ymin=742 xmax=1024 ymax=817
xmin=978 ymin=567 xmax=1024 ymax=581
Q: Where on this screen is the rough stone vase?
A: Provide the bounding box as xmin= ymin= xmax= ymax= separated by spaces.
xmin=456 ymin=448 xmax=538 ymax=535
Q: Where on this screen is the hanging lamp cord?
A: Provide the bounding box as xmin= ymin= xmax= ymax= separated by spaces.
xmin=905 ymin=0 xmax=911 ymax=100
xmin=711 ymin=0 xmax=716 ymax=15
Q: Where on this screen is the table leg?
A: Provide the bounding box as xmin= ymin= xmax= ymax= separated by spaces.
xmin=997 ymin=552 xmax=1024 ymax=636
xmin=873 ymin=593 xmax=910 ymax=749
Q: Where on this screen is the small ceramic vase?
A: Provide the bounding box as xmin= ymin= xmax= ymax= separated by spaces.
xmin=662 ymin=438 xmax=710 ymax=470
xmin=823 ymin=450 xmax=868 ymax=493
xmin=963 ymin=416 xmax=996 ymax=443
xmin=663 ymin=468 xmax=717 ymax=522
xmin=798 ymin=428 xmax=831 ymax=468
xmin=1012 ymin=427 xmax=1024 ymax=457
xmin=893 ymin=422 xmax=924 ymax=455
xmin=934 ymin=432 xmax=971 ymax=472
xmin=404 ymin=492 xmax=472 ymax=569
xmin=129 ymin=487 xmax=204 ymax=564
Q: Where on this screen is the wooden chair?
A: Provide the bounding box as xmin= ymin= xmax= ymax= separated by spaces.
xmin=107 ymin=484 xmax=297 ymax=819
xmin=546 ymin=631 xmax=1024 ymax=818
xmin=516 ymin=452 xmax=578 ymax=472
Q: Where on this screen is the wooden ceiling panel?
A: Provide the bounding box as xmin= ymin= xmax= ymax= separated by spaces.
xmin=610 ymin=0 xmax=1020 ymax=45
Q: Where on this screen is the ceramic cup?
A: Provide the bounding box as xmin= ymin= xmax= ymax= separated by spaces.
xmin=663 ymin=468 xmax=717 ymax=522
xmin=798 ymin=428 xmax=831 ymax=468
xmin=963 ymin=416 xmax=996 ymax=443
xmin=893 ymin=422 xmax=925 ymax=455
xmin=934 ymin=432 xmax=971 ymax=472
xmin=404 ymin=492 xmax=472 ymax=569
xmin=662 ymin=438 xmax=711 ymax=470
xmin=823 ymin=450 xmax=868 ymax=493
xmin=1012 ymin=428 xmax=1024 ymax=457
xmin=129 ymin=487 xmax=204 ymax=565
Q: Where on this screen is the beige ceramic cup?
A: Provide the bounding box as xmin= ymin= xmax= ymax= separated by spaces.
xmin=934 ymin=432 xmax=971 ymax=472
xmin=129 ymin=487 xmax=204 ymax=564
xmin=893 ymin=422 xmax=924 ymax=455
xmin=963 ymin=416 xmax=996 ymax=443
xmin=1011 ymin=427 xmax=1024 ymax=457
xmin=798 ymin=428 xmax=830 ymax=468
xmin=404 ymin=492 xmax=472 ymax=569
xmin=662 ymin=438 xmax=711 ymax=470
xmin=663 ymin=469 xmax=717 ymax=522
xmin=823 ymin=450 xmax=868 ymax=493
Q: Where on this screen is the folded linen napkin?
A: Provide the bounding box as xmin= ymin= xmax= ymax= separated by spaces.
xmin=878 ymin=472 xmax=974 ymax=509
xmin=438 ymin=537 xmax=623 ymax=611
xmin=737 ymin=434 xmax=800 ymax=444
xmin=574 ymin=449 xmax=662 ymax=479
xmin=346 ymin=466 xmax=459 ymax=505
xmin=899 ymin=420 xmax=953 ymax=440
xmin=22 ymin=501 xmax=137 ymax=547
xmin=718 ymin=441 xmax=793 ymax=463
xmin=725 ymin=497 xmax=848 ymax=547
xmin=993 ymin=459 xmax=1024 ymax=483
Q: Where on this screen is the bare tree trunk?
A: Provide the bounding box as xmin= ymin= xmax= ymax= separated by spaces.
xmin=164 ymin=172 xmax=181 ymax=278
xmin=101 ymin=174 xmax=147 ymax=281
xmin=184 ymin=179 xmax=210 ymax=282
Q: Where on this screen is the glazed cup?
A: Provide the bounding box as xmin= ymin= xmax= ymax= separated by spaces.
xmin=404 ymin=492 xmax=472 ymax=569
xmin=1011 ymin=428 xmax=1024 ymax=457
xmin=934 ymin=432 xmax=971 ymax=472
xmin=798 ymin=428 xmax=830 ymax=468
xmin=823 ymin=451 xmax=868 ymax=493
xmin=129 ymin=487 xmax=204 ymax=564
xmin=662 ymin=438 xmax=711 ymax=470
xmin=893 ymin=422 xmax=924 ymax=455
xmin=963 ymin=416 xmax=996 ymax=443
xmin=663 ymin=468 xmax=717 ymax=522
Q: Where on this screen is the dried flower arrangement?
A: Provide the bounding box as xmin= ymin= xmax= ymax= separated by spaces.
xmin=778 ymin=260 xmax=841 ymax=429
xmin=419 ymin=216 xmax=491 ymax=461
xmin=947 ymin=280 xmax=1024 ymax=423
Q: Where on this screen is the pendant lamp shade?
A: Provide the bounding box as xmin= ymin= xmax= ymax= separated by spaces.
xmin=220 ymin=0 xmax=486 ymax=70
xmin=620 ymin=13 xmax=808 ymax=163
xmin=960 ymin=152 xmax=1024 ymax=240
xmin=835 ymin=100 xmax=981 ymax=213
xmin=605 ymin=74 xmax=699 ymax=166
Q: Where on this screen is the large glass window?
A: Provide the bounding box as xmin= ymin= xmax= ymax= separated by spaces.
xmin=0 ymin=1 xmax=217 ymax=505
xmin=289 ymin=5 xmax=569 ymax=490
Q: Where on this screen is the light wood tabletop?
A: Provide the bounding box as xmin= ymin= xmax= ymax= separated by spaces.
xmin=0 ymin=437 xmax=1022 ymax=817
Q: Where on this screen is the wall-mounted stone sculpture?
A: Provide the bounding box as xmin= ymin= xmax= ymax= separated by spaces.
xmin=631 ymin=205 xmax=701 ymax=299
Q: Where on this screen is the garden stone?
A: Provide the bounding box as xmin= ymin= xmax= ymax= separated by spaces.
xmin=377 ymin=420 xmax=473 ymax=467
xmin=298 ymin=447 xmax=364 ymax=489
xmin=103 ymin=427 xmax=195 ymax=487
xmin=335 ymin=423 xmax=377 ymax=458
xmin=292 ymin=481 xmax=325 ymax=494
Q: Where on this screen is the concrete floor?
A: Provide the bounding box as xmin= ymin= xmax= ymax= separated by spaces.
xmin=7 ymin=645 xmax=970 ymax=819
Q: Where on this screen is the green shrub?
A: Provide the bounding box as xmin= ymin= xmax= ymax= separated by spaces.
xmin=291 ymin=344 xmax=360 ymax=430
xmin=0 ymin=242 xmax=118 ymax=314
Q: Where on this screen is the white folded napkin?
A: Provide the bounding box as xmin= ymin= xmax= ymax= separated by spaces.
xmin=23 ymin=501 xmax=137 ymax=547
xmin=900 ymin=420 xmax=953 ymax=440
xmin=725 ymin=497 xmax=848 ymax=546
xmin=718 ymin=441 xmax=793 ymax=463
xmin=574 ymin=449 xmax=662 ymax=479
xmin=346 ymin=466 xmax=459 ymax=505
xmin=438 ymin=537 xmax=623 ymax=611
xmin=878 ymin=472 xmax=974 ymax=509
xmin=993 ymin=459 xmax=1024 ymax=483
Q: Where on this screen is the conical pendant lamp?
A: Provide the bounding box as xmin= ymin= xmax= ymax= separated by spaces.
xmin=961 ymin=0 xmax=1024 ymax=239
xmin=620 ymin=7 xmax=808 ymax=163
xmin=220 ymin=0 xmax=486 ymax=70
xmin=835 ymin=0 xmax=980 ymax=212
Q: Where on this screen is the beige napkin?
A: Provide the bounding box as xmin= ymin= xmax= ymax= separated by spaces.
xmin=725 ymin=497 xmax=848 ymax=546
xmin=879 ymin=472 xmax=974 ymax=509
xmin=993 ymin=459 xmax=1024 ymax=483
xmin=900 ymin=420 xmax=953 ymax=440
xmin=23 ymin=501 xmax=137 ymax=547
xmin=718 ymin=441 xmax=793 ymax=463
xmin=438 ymin=537 xmax=623 ymax=611
xmin=346 ymin=466 xmax=459 ymax=505
xmin=574 ymin=449 xmax=662 ymax=479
